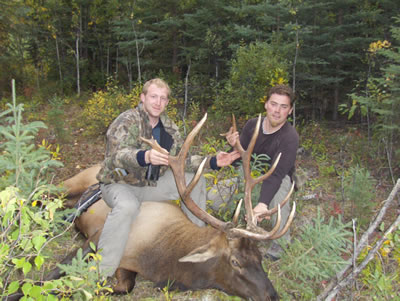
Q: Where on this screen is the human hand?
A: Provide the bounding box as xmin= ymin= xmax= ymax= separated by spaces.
xmin=216 ymin=150 xmax=241 ymax=167
xmin=253 ymin=203 xmax=270 ymax=222
xmin=145 ymin=148 xmax=169 ymax=165
xmin=225 ymin=126 xmax=239 ymax=147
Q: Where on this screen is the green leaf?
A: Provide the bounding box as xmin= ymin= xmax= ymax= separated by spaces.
xmin=29 ymin=285 xmax=43 ymax=298
xmin=21 ymin=282 xmax=33 ymax=296
xmin=34 ymin=255 xmax=45 ymax=270
xmin=32 ymin=236 xmax=46 ymax=252
xmin=23 ymin=261 xmax=32 ymax=275
xmin=12 ymin=257 xmax=26 ymax=269
xmin=47 ymin=294 xmax=58 ymax=301
xmin=89 ymin=241 xmax=96 ymax=252
xmin=7 ymin=281 xmax=20 ymax=294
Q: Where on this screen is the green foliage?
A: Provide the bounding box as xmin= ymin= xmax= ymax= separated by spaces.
xmin=0 ymin=93 xmax=63 ymax=195
xmin=343 ymin=21 xmax=400 ymax=169
xmin=213 ymin=41 xmax=289 ymax=119
xmin=0 ymin=186 xmax=65 ymax=298
xmin=0 ymin=83 xmax=110 ymax=300
xmin=81 ymin=77 xmax=184 ymax=137
xmin=47 ymin=95 xmax=70 ymax=142
xmin=56 ymin=246 xmax=113 ymax=300
xmin=201 ymin=136 xmax=238 ymax=220
xmin=81 ymin=78 xmax=141 ymax=136
xmin=343 ymin=165 xmax=376 ymax=229
xmin=272 ymin=209 xmax=352 ymax=300
xmin=161 ymin=279 xmax=175 ymax=301
xmin=201 ymin=136 xmax=270 ymax=221
xmin=358 ymin=226 xmax=400 ymax=300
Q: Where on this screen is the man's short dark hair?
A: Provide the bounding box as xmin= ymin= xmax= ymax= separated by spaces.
xmin=267 ymin=85 xmax=295 ymax=106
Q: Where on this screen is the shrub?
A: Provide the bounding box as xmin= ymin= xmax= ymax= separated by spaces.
xmin=47 ymin=95 xmax=70 ymax=142
xmin=0 ymin=90 xmax=63 ymax=195
xmin=0 ymin=186 xmax=65 ymax=299
xmin=1 ymin=81 xmax=107 ymax=300
xmin=358 ymin=225 xmax=400 ymax=300
xmin=81 ymin=79 xmax=141 ymax=136
xmin=213 ymin=41 xmax=289 ymax=119
xmin=81 ymin=78 xmax=183 ymax=136
xmin=343 ymin=165 xmax=376 ymax=229
xmin=271 ymin=209 xmax=352 ymax=300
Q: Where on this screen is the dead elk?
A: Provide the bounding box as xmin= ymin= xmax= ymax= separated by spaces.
xmin=46 ymin=114 xmax=295 ymax=300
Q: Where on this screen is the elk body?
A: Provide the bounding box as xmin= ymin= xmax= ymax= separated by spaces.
xmin=49 ymin=114 xmax=295 ymax=301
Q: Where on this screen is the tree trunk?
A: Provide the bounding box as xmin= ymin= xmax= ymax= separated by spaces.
xmin=183 ymin=62 xmax=191 ymax=136
xmin=332 ymin=86 xmax=339 ymax=120
xmin=55 ymin=36 xmax=63 ymax=93
xmin=107 ymin=46 xmax=110 ymax=77
xmin=116 ymin=46 xmax=119 ymax=77
xmin=172 ymin=30 xmax=178 ymax=74
xmin=76 ymin=33 xmax=80 ymax=96
xmin=292 ymin=18 xmax=299 ymax=127
xmin=133 ymin=23 xmax=141 ymax=84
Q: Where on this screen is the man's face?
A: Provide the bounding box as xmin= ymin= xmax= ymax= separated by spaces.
xmin=140 ymin=84 xmax=169 ymax=119
xmin=264 ymin=93 xmax=293 ymax=128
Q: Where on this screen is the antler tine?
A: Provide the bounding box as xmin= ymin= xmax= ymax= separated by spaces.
xmin=239 ymin=114 xmax=262 ymax=230
xmin=167 ymin=113 xmax=231 ymax=231
xmin=232 ymin=199 xmax=243 ymax=225
xmin=220 ymin=114 xmax=238 ymax=140
xmin=228 ymin=205 xmax=282 ymax=240
xmin=179 ymin=157 xmax=229 ymax=229
xmin=176 ymin=113 xmax=208 ymax=162
xmin=232 ymin=114 xmax=237 ymax=133
xmin=139 ymin=136 xmax=169 ymax=155
xmin=229 ymin=202 xmax=296 ymax=241
xmin=256 ymin=182 xmax=295 ymax=218
xmin=269 ymin=202 xmax=296 ymax=239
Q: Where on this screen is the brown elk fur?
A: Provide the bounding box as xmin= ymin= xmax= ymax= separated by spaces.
xmin=57 ymin=165 xmax=279 ymax=301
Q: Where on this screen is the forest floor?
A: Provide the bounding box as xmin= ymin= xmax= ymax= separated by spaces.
xmin=35 ymin=103 xmax=399 ymax=300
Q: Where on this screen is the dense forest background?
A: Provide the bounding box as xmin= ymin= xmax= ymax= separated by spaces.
xmin=1 ymin=0 xmax=400 ymax=300
xmin=1 ymin=0 xmax=399 ymax=121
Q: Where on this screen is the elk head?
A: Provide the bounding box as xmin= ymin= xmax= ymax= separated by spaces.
xmin=140 ymin=113 xmax=295 ymax=301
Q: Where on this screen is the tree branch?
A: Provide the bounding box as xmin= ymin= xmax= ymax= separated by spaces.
xmin=317 ymin=178 xmax=400 ymax=300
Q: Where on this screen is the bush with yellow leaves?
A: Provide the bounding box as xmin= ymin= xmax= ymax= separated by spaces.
xmin=358 ymin=227 xmax=400 ymax=300
xmin=82 ymin=79 xmax=141 ymax=136
xmin=81 ymin=79 xmax=183 ymax=136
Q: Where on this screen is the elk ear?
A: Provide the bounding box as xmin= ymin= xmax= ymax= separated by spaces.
xmin=178 ymin=242 xmax=219 ymax=263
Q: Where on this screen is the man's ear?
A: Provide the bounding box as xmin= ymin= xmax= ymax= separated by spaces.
xmin=140 ymin=93 xmax=145 ymax=103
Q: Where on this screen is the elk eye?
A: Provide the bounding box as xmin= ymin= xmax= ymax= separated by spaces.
xmin=231 ymin=259 xmax=240 ymax=267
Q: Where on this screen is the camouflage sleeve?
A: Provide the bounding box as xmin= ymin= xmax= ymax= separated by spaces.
xmin=104 ymin=109 xmax=151 ymax=175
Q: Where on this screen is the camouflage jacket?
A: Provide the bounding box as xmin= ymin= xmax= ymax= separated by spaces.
xmin=96 ymin=103 xmax=207 ymax=186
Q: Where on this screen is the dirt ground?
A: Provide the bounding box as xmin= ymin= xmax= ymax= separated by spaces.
xmin=36 ymin=103 xmax=399 ymax=301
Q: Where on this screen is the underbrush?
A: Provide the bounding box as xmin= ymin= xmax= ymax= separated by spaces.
xmin=1 ymin=85 xmax=399 ymax=300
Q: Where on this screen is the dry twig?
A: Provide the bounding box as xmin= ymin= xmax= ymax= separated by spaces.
xmin=317 ymin=179 xmax=400 ymax=300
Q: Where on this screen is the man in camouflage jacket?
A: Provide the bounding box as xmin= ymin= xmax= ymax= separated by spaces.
xmin=97 ymin=78 xmax=239 ymax=277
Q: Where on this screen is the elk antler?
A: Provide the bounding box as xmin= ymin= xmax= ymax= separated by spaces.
xmin=140 ymin=113 xmax=233 ymax=231
xmin=140 ymin=113 xmax=296 ymax=241
xmin=227 ymin=114 xmax=296 ymax=240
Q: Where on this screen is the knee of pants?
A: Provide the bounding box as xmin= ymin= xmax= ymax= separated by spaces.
xmin=106 ymin=192 xmax=140 ymax=217
xmin=115 ymin=199 xmax=140 ymax=216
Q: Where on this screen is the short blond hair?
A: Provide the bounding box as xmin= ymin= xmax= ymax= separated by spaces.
xmin=142 ymin=78 xmax=171 ymax=97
